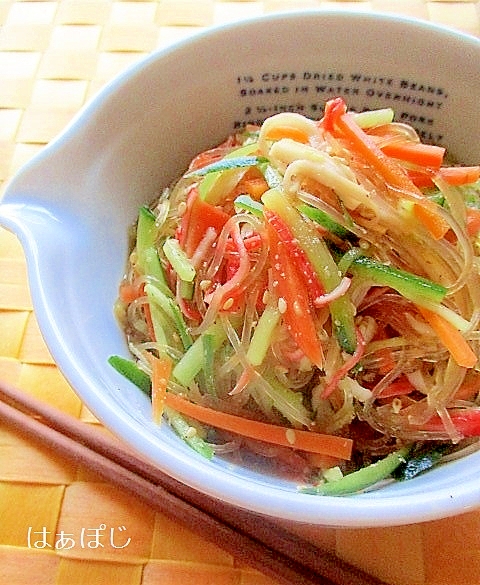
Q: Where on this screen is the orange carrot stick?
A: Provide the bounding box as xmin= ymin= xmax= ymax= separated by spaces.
xmin=409 ymin=166 xmax=480 ymax=188
xmin=417 ymin=306 xmax=477 ymax=368
xmin=412 ymin=201 xmax=449 ymax=241
xmin=437 ymin=166 xmax=480 ymax=186
xmin=164 ymin=393 xmax=353 ymax=459
xmin=466 ymin=208 xmax=480 ymax=237
xmin=381 ymin=141 xmax=445 ymax=169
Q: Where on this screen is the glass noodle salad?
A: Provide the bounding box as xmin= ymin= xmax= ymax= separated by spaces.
xmin=111 ymin=97 xmax=480 ymax=495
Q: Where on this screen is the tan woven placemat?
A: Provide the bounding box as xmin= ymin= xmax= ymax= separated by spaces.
xmin=1 ymin=2 xmax=480 ymax=584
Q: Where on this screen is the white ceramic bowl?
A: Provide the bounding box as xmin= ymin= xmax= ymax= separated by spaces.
xmin=2 ymin=11 xmax=480 ymax=527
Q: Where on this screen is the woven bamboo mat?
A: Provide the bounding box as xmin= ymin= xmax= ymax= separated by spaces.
xmin=1 ymin=2 xmax=480 ymax=584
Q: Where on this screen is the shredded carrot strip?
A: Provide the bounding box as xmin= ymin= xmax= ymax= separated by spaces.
xmin=164 ymin=393 xmax=353 ymax=459
xmin=437 ymin=166 xmax=480 ymax=186
xmin=339 ymin=114 xmax=449 ymax=240
xmin=150 ymin=354 xmax=173 ymax=423
xmin=381 ymin=141 xmax=445 ymax=169
xmin=408 ymin=166 xmax=480 ymax=188
xmin=413 ymin=200 xmax=449 ymax=240
xmin=417 ymin=306 xmax=477 ymax=368
xmin=466 ymin=208 xmax=480 ymax=237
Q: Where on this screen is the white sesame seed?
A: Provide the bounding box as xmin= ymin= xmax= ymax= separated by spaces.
xmin=278 ymin=297 xmax=287 ymax=314
xmin=286 ymin=429 xmax=296 ymax=445
xmin=223 ymin=297 xmax=234 ymax=310
xmin=185 ymin=426 xmax=197 ymax=439
xmin=293 ymin=300 xmax=302 ymax=315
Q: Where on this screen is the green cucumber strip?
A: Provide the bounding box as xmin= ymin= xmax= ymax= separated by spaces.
xmin=136 ymin=205 xmax=156 ymax=261
xmin=147 ymin=298 xmax=170 ymax=347
xmin=259 ymin=162 xmax=283 ymax=189
xmin=168 ymin=299 xmax=194 ymax=350
xmin=352 ymin=108 xmax=394 ymax=129
xmin=173 ymin=321 xmax=227 ymax=386
xmin=196 ymin=143 xmax=260 ymax=201
xmin=392 ymin=444 xmax=451 ymax=481
xmin=350 ymin=255 xmax=447 ymax=305
xmin=145 ymin=283 xmax=193 ymax=350
xmin=303 ymin=446 xmax=411 ymax=496
xmin=162 ymin=237 xmax=196 ymax=282
xmin=234 ymin=194 xmax=264 ymax=217
xmin=108 ymin=355 xmax=151 ymax=396
xmin=144 ymin=283 xmax=176 ymax=347
xmin=202 ymin=333 xmax=217 ymax=396
xmin=260 ymin=373 xmax=312 ymax=428
xmin=186 ymin=155 xmax=267 ymax=177
xmin=164 ymin=406 xmax=214 ymax=459
xmin=246 ymin=302 xmax=281 ymax=366
xmin=298 ymin=203 xmax=350 ymax=238
xmin=179 ymin=279 xmax=194 ymax=301
xmin=337 ymin=248 xmax=364 ymax=275
xmin=136 ymin=205 xmax=168 ymax=288
xmin=330 ymin=296 xmax=358 ymax=355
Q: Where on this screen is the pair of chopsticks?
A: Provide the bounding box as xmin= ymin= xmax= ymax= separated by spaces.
xmin=0 ymin=380 xmax=387 ymax=585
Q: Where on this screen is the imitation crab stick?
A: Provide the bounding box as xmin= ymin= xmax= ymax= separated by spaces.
xmin=164 ymin=392 xmax=353 ymax=459
xmin=178 ymin=186 xmax=230 ymax=257
xmin=264 ymin=209 xmax=325 ymax=302
xmin=422 ymin=408 xmax=480 ymax=437
xmin=262 ymin=187 xmax=357 ymax=354
xmin=266 ymin=219 xmax=324 ymax=368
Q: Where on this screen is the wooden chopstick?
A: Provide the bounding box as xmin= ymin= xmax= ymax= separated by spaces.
xmin=0 ymin=380 xmax=387 ymax=585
